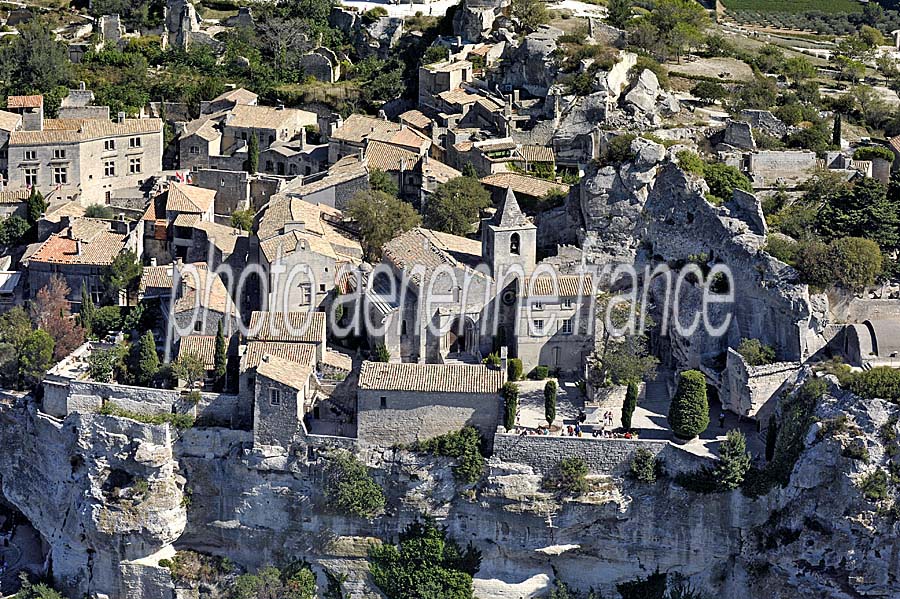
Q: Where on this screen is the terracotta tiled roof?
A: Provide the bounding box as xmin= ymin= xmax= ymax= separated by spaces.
xmin=0 ymin=188 xmax=30 ymax=204
xmin=399 ymin=109 xmax=432 ymax=130
xmin=517 ymin=144 xmax=555 ymax=164
xmin=227 ymin=104 xmax=316 ymax=130
xmin=192 ymin=220 xmax=246 ymax=255
xmin=211 ymin=87 xmax=258 ymax=106
xmin=330 ymin=114 xmax=400 ymax=144
xmin=369 ymin=126 xmax=430 ymax=152
xmin=178 ymin=335 xmax=217 ymax=369
xmin=258 ymin=196 xmax=361 ymax=262
xmin=365 ymin=140 xmax=420 ymax=173
xmin=241 ymin=341 xmax=317 ymax=370
xmin=27 ymin=218 xmax=127 ymax=266
xmin=522 ymin=274 xmax=594 ymax=298
xmin=423 ymin=59 xmax=473 ymax=73
xmin=7 ymin=95 xmax=42 ymax=109
xmin=165 ymin=182 xmax=215 ymax=214
xmin=420 ymin=158 xmax=461 ymax=184
xmin=139 ymin=264 xmax=180 ymax=294
xmin=382 ymin=227 xmax=483 ymax=280
xmin=480 ymin=172 xmax=569 ymax=199
xmin=173 ymin=213 xmax=201 ymax=228
xmin=889 ymin=135 xmax=900 ymax=155
xmin=438 ymin=88 xmax=479 ymax=106
xmin=10 ymin=117 xmax=161 ymax=145
xmin=248 ymin=311 xmax=326 ymax=343
xmin=173 ymin=265 xmax=234 ymax=315
xmin=358 ymin=360 xmax=504 ymax=393
xmin=256 ymin=354 xmax=314 ymax=391
xmin=0 ymin=110 xmax=21 ymax=132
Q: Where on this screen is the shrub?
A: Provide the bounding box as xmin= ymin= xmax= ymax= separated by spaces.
xmin=829 ymin=236 xmax=883 ymax=291
xmin=713 ymin=430 xmax=752 ymax=490
xmin=92 ymin=305 xmax=123 ymax=338
xmin=630 ymin=447 xmax=657 ymax=483
xmin=737 ymin=338 xmax=776 ymax=366
xmin=622 ymin=381 xmax=638 ymax=431
xmin=507 ymin=358 xmax=523 ymax=381
xmin=859 ymin=469 xmax=889 ymax=502
xmin=530 ymin=365 xmax=549 ymax=380
xmin=602 ymin=134 xmax=636 ymax=165
xmin=373 ymin=343 xmax=391 ymax=363
xmin=482 ymin=352 xmax=501 ymax=367
xmin=85 ymin=204 xmax=115 ymax=219
xmin=323 ymin=451 xmax=385 ymax=517
xmin=848 ymin=366 xmax=900 ymax=403
xmin=853 ymin=145 xmax=895 ymax=162
xmin=414 ymin=427 xmax=485 ymax=484
xmin=100 ymin=403 xmax=195 ymax=429
xmin=544 ymin=380 xmax=557 ymax=426
xmin=502 ymin=382 xmax=519 ymax=431
xmin=676 ymin=150 xmax=706 ymax=176
xmin=547 ymin=457 xmax=588 ymax=494
xmin=703 ymin=162 xmax=752 ymax=204
xmin=668 ymin=370 xmax=709 ymax=440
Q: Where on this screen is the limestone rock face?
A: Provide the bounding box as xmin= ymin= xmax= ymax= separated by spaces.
xmin=498 ymin=26 xmax=564 ymax=97
xmin=624 ymin=69 xmax=660 ymax=114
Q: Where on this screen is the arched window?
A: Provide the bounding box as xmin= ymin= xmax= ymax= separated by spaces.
xmin=510 ymin=232 xmax=520 ymax=255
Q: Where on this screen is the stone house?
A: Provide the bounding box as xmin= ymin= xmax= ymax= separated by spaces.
xmin=25 ymin=216 xmax=142 ymax=306
xmin=480 ymin=172 xmax=569 ymax=208
xmin=189 ymin=168 xmax=285 ymax=215
xmin=252 ymin=354 xmax=317 ymax=447
xmin=418 ymin=60 xmax=474 ymax=112
xmin=161 ymin=183 xmax=216 ymax=261
xmin=327 ymin=114 xmax=401 ymax=164
xmin=262 ymin=154 xmax=369 ymax=212
xmin=257 ymin=198 xmax=362 ymax=312
xmin=0 ymin=109 xmax=22 ymax=183
xmin=259 ymin=137 xmax=328 ymax=178
xmin=200 ymin=87 xmax=258 ymax=116
xmin=356 ymin=361 xmax=505 ymax=447
xmin=6 ymin=102 xmax=163 ymax=203
xmin=0 ymin=188 xmax=31 ymax=219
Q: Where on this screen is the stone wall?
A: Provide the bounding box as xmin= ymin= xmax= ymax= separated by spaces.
xmin=723 ymin=348 xmax=802 ymax=419
xmin=492 ymin=432 xmax=710 ymax=476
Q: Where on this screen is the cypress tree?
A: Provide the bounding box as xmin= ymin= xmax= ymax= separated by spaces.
xmin=544 ymin=379 xmax=557 ymax=426
xmin=135 ymin=331 xmax=159 ymax=386
xmin=80 ymin=281 xmax=95 ymax=338
xmin=668 ymin=370 xmax=709 ymax=439
xmin=765 ymin=414 xmax=778 ymax=462
xmin=214 ymin=321 xmax=227 ymax=392
xmin=622 ymin=381 xmax=638 ymax=431
xmin=246 ymin=133 xmax=259 ymax=174
xmin=502 ymin=382 xmax=519 ymax=431
xmin=832 ymin=113 xmax=842 ymax=147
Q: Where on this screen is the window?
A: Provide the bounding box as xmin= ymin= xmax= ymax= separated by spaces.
xmin=533 ymin=302 xmax=543 ymax=310
xmin=319 ymin=283 xmax=326 ymax=292
xmin=270 ymin=388 xmax=282 ymax=406
xmin=265 ymin=161 xmax=274 ymax=172
xmin=401 ymin=320 xmax=407 ymax=335
xmin=268 ymin=135 xmax=275 ymax=145
xmin=561 ymin=318 xmax=573 ymax=334
xmin=129 ymin=157 xmax=142 ymax=174
xmin=533 ymin=319 xmax=544 ymax=335
xmin=379 ymin=396 xmax=387 ymax=409
xmin=24 ymin=150 xmax=36 ymax=161
xmin=510 ymin=232 xmax=520 ymax=255
xmin=53 ymin=149 xmax=66 ymax=160
xmin=194 ymin=320 xmax=202 ymax=333
xmin=104 ymin=139 xmax=115 ymax=151
xmin=104 ymin=160 xmax=115 ymax=177
xmin=190 ymin=145 xmax=199 ymax=155
xmin=24 ymin=168 xmax=38 ymax=187
xmin=129 ymin=137 xmax=141 ymax=148
xmin=563 ymin=298 xmax=572 ymax=308
xmin=241 ymin=132 xmax=247 ymax=141
xmin=53 ymin=166 xmax=67 ymax=184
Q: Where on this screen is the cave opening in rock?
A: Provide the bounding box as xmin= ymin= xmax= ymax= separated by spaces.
xmin=0 ymin=491 xmax=51 ymax=595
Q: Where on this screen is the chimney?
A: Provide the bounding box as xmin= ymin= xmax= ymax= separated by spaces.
xmin=75 ymin=239 xmax=83 ymax=255
xmin=284 ymin=220 xmax=306 ymax=233
xmin=378 ymin=110 xmax=387 ymax=121
xmin=150 ymin=257 xmax=157 ymax=267
xmin=117 ymin=111 xmax=125 ymax=123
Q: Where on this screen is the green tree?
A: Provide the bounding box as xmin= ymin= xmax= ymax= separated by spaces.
xmin=14 ymin=572 xmax=64 ymax=599
xmin=713 ymin=429 xmax=751 ymax=490
xmin=622 ymin=380 xmax=638 ymax=431
xmin=347 ymin=190 xmax=421 ymax=261
xmin=423 ymin=177 xmax=491 ymax=236
xmin=88 ymin=344 xmax=124 ymax=383
xmin=245 ymin=132 xmax=259 ymax=174
xmin=547 ymin=457 xmax=588 ymax=494
xmin=369 ymin=519 xmax=480 ymax=599
xmin=510 ymin=0 xmax=549 ymax=32
xmin=782 ymin=56 xmax=816 ymax=84
xmin=630 ymin=447 xmax=657 ymax=483
xmin=230 ymin=208 xmax=254 ymax=232
xmin=0 ymin=215 xmax=30 ymax=245
xmin=415 ymin=427 xmax=485 ymax=484
xmin=502 ymin=381 xmax=519 ymax=431
xmin=461 ymin=162 xmax=478 ymax=179
xmin=323 ymin=450 xmax=385 ymax=517
xmin=0 ymin=20 xmax=72 ymax=99
xmin=80 ymin=282 xmax=96 ymax=337
xmin=606 ymin=0 xmax=632 ymax=29
xmin=26 ymin=188 xmax=46 ymax=226
xmin=819 ymin=177 xmax=900 ymax=251
xmin=691 ymin=80 xmax=727 ymax=104
xmin=829 ymin=236 xmax=883 ymax=290
xmin=703 ymin=162 xmax=751 ymax=204
xmin=214 ymin=321 xmax=227 ymax=392
xmin=544 ymin=379 xmax=557 ymax=426
xmin=668 ymin=370 xmax=709 ymax=440
xmin=833 ymin=112 xmax=842 ymax=148
xmin=85 ymin=204 xmax=115 ymax=219
xmin=173 ymin=351 xmax=205 ymax=389
xmin=102 ymin=249 xmax=142 ymax=304
xmin=373 ymin=343 xmax=391 ymax=363
xmin=91 ymin=305 xmax=123 ymax=338
xmin=134 ymin=331 xmax=159 ymax=386
xmin=369 ymin=168 xmax=399 ymax=196
xmin=19 ymin=329 xmax=54 ymax=388
xmin=736 ymin=338 xmax=776 ymax=366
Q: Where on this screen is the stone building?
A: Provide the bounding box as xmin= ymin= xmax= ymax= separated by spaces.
xmin=299 ymin=47 xmax=342 ymax=83
xmin=261 ymin=154 xmax=369 ymax=211
xmin=356 ymin=360 xmax=505 ymax=447
xmin=418 ymin=60 xmax=474 ymax=113
xmin=252 ymin=354 xmax=317 ymax=447
xmin=6 ymin=98 xmax=163 ymax=203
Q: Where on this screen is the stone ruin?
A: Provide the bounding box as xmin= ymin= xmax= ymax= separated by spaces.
xmin=299 ymin=47 xmax=341 ymax=84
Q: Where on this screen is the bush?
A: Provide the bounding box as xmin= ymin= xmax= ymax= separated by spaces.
xmin=322 ymin=451 xmax=385 ymax=517
xmin=414 ymin=427 xmax=485 ymax=484
xmin=853 ymin=146 xmax=895 ymax=162
xmin=530 ymin=365 xmax=549 ymax=380
xmin=544 ymin=380 xmax=557 ymax=426
xmin=828 ymin=236 xmax=883 ymax=291
xmin=668 ymin=370 xmax=709 ymax=440
xmin=100 ymin=403 xmax=195 ymax=429
xmin=630 ymin=447 xmax=657 ymax=483
xmin=373 ymin=343 xmax=391 ymax=363
xmin=703 ymin=162 xmax=752 ymax=204
xmin=737 ymin=338 xmax=776 ymax=366
xmin=859 ymin=469 xmax=889 ymax=502
xmin=92 ymin=305 xmax=123 ymax=338
xmin=502 ymin=382 xmax=519 ymax=431
xmin=602 ymin=134 xmax=636 ymax=165
xmin=507 ymin=358 xmax=523 ymax=381
xmin=713 ymin=429 xmax=752 ymax=490
xmin=547 ymin=457 xmax=588 ymax=494
xmin=482 ymin=352 xmax=501 ymax=367
xmin=85 ymin=204 xmax=115 ymax=219
xmin=621 ymin=381 xmax=638 ymax=431
xmin=848 ymin=366 xmax=900 ymax=403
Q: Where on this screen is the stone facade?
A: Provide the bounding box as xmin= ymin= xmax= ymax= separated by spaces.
xmin=722 ymin=348 xmax=802 ymax=419
xmin=252 ymin=367 xmax=313 ymax=447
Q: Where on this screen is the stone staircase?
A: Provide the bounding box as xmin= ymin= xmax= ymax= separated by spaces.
xmin=644 ymin=380 xmax=669 ymax=404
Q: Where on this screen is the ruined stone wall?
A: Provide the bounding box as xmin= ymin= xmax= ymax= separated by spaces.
xmin=723 ymin=348 xmax=802 ymax=419
xmin=492 ymin=433 xmax=710 ymax=475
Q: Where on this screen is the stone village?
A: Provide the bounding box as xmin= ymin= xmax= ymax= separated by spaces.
xmin=0 ymin=0 xmax=898 ymax=597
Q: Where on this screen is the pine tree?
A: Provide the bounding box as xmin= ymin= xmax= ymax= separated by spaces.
xmin=714 ymin=429 xmax=752 ymax=490
xmin=668 ymin=370 xmax=709 ymax=439
xmin=622 ymin=380 xmax=638 ymax=431
xmin=214 ymin=321 xmax=227 ymax=392
xmin=833 ymin=113 xmax=842 ymax=147
xmin=765 ymin=414 xmax=778 ymax=462
xmin=246 ymin=133 xmax=259 ymax=174
xmin=606 ymin=0 xmax=632 ymax=29
xmin=544 ymin=379 xmax=557 ymax=426
xmin=80 ymin=281 xmax=95 ymax=338
xmin=135 ymin=331 xmax=159 ymax=386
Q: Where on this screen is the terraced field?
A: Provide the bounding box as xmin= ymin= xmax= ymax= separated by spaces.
xmin=720 ymin=0 xmax=863 ymax=14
